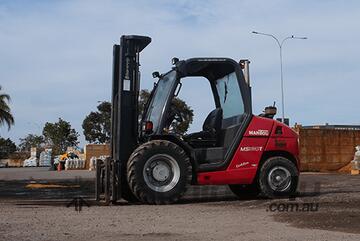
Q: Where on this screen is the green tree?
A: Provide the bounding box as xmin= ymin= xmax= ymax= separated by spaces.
xmin=139 ymin=89 xmax=193 ymax=134
xmin=138 ymin=89 xmax=150 ymax=115
xmin=168 ymin=97 xmax=194 ymax=134
xmin=82 ymin=101 xmax=111 ymax=144
xmin=0 ymin=137 xmax=17 ymax=159
xmin=18 ymin=134 xmax=45 ymax=152
xmin=82 ymin=90 xmax=193 ymax=144
xmin=43 ymin=118 xmax=79 ymax=154
xmin=0 ymin=86 xmax=14 ymax=130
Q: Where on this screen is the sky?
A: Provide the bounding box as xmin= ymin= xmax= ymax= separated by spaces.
xmin=0 ymin=0 xmax=360 ymax=146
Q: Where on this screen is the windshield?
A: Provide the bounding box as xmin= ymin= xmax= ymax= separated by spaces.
xmin=144 ymin=70 xmax=177 ymax=133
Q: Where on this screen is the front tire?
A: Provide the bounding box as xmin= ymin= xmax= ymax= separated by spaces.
xmin=119 ymin=168 xmax=139 ymax=203
xmin=127 ymin=140 xmax=192 ymax=204
xmin=258 ymin=156 xmax=298 ymax=198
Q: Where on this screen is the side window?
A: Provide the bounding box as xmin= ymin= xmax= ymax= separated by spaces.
xmin=216 ymin=72 xmax=244 ymax=119
xmin=176 ymin=77 xmax=215 ymax=133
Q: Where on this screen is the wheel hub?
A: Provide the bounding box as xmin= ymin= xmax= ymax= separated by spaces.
xmin=143 ymin=154 xmax=180 ymax=192
xmin=152 ymin=162 xmax=170 ymax=182
xmin=267 ymin=166 xmax=291 ymax=192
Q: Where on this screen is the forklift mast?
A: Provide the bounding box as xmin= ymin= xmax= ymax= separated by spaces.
xmin=111 ymin=35 xmax=151 ymax=163
xmin=111 ymin=35 xmax=151 ymax=200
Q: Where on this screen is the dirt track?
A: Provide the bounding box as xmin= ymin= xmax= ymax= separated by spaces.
xmin=0 ymin=168 xmax=359 ymax=241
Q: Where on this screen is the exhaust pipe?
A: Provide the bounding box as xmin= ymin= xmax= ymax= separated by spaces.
xmin=240 ymin=59 xmax=250 ymax=86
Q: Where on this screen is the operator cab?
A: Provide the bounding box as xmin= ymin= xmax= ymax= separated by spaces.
xmin=142 ymin=58 xmax=252 ymax=166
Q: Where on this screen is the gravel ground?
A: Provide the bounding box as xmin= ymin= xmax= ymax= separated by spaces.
xmin=0 ymin=168 xmax=359 ymax=241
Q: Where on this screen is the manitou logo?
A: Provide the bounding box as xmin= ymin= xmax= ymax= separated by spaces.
xmin=240 ymin=146 xmax=263 ymax=152
xmin=248 ymin=130 xmax=269 ymax=136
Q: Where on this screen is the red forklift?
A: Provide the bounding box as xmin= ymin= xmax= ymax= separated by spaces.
xmin=95 ymin=35 xmax=300 ymax=205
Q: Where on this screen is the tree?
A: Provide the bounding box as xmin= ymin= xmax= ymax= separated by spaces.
xmin=0 ymin=86 xmax=14 ymax=130
xmin=168 ymin=97 xmax=194 ymax=134
xmin=0 ymin=137 xmax=16 ymax=159
xmin=82 ymin=90 xmax=194 ymax=144
xmin=138 ymin=90 xmax=150 ymax=115
xmin=43 ymin=118 xmax=79 ymax=154
xmin=18 ymin=134 xmax=45 ymax=152
xmin=82 ymin=102 xmax=111 ymax=144
xmin=139 ymin=89 xmax=193 ymax=134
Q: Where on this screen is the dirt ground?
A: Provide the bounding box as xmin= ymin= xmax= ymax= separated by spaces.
xmin=0 ymin=168 xmax=359 ymax=241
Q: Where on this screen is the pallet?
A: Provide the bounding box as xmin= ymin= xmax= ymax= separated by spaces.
xmin=351 ymin=169 xmax=360 ymax=175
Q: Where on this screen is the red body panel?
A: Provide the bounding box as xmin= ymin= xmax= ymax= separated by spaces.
xmin=197 ymin=116 xmax=299 ymax=185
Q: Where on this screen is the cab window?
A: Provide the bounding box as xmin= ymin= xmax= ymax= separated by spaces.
xmin=216 ymin=72 xmax=244 ymax=119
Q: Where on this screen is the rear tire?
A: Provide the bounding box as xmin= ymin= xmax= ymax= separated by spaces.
xmin=229 ymin=184 xmax=260 ymax=199
xmin=127 ymin=140 xmax=192 ymax=204
xmin=258 ymin=156 xmax=298 ymax=198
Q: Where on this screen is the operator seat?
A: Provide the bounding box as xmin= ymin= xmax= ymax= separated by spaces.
xmin=184 ymin=108 xmax=223 ymax=148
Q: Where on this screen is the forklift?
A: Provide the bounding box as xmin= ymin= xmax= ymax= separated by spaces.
xmin=95 ymin=35 xmax=300 ymax=205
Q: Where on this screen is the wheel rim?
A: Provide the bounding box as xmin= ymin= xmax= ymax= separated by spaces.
xmin=143 ymin=154 xmax=180 ymax=192
xmin=267 ymin=166 xmax=292 ymax=192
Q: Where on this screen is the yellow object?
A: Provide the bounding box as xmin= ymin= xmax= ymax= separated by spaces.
xmin=59 ymin=153 xmax=68 ymax=161
xmin=351 ymin=169 xmax=359 ymax=175
xmin=26 ymin=183 xmax=80 ymax=189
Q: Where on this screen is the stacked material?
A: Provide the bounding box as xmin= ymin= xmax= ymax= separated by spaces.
xmin=84 ymin=144 xmax=110 ymax=169
xmin=23 ymin=157 xmax=37 ymax=167
xmin=89 ymin=157 xmax=97 ymax=171
xmin=88 ymin=155 xmax=108 ymax=171
xmin=62 ymin=152 xmax=85 ymax=170
xmin=65 ymin=158 xmax=85 ymax=170
xmin=39 ymin=149 xmax=52 ymax=167
xmin=53 ymin=155 xmax=60 ymax=166
xmin=30 ymin=147 xmax=37 ymax=158
xmin=23 ymin=148 xmax=38 ymax=167
xmin=351 ymin=146 xmax=360 ymax=175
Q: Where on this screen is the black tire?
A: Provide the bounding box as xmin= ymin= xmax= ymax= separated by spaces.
xmin=119 ymin=168 xmax=139 ymax=203
xmin=228 ymin=184 xmax=260 ymax=199
xmin=127 ymin=140 xmax=192 ymax=204
xmin=258 ymin=156 xmax=298 ymax=198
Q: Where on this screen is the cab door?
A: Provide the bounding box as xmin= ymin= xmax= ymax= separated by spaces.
xmin=198 ymin=61 xmax=253 ymax=172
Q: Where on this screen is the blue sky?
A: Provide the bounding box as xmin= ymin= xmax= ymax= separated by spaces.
xmin=0 ymin=0 xmax=360 ymax=146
